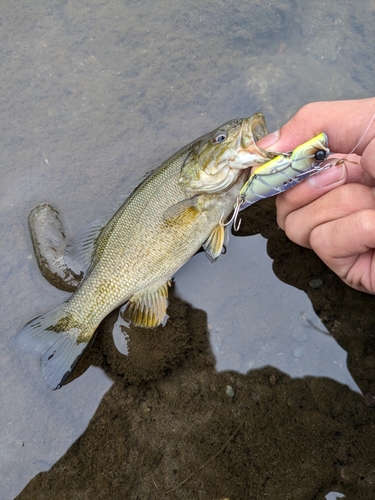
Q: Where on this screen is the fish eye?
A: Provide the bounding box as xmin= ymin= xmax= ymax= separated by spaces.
xmin=212 ymin=130 xmax=227 ymax=144
xmin=315 ymin=149 xmax=327 ymax=161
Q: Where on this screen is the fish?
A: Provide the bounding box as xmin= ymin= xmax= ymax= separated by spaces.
xmin=15 ymin=114 xmax=273 ymax=390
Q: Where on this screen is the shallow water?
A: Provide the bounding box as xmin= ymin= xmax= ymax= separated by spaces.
xmin=176 ymin=235 xmax=360 ymax=392
xmin=1 ymin=0 xmax=375 ymax=498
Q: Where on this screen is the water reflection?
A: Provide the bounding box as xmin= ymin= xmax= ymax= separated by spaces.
xmin=175 ymin=231 xmax=361 ymax=393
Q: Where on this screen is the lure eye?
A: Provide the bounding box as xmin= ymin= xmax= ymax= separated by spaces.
xmin=315 ymin=149 xmax=327 ymax=161
xmin=212 ymin=130 xmax=227 ymax=144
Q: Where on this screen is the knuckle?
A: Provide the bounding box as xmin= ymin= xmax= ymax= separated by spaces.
xmin=293 ymin=102 xmax=328 ymax=125
xmin=276 ymin=212 xmax=284 ymax=229
xmin=295 ymin=102 xmax=317 ymax=121
xmin=275 ymin=197 xmax=287 ymax=228
xmin=358 ymin=209 xmax=375 ymax=236
xmin=284 ymin=214 xmax=307 ymax=246
xmin=309 ymin=225 xmax=324 ymax=251
xmin=335 ymin=183 xmax=371 ymax=206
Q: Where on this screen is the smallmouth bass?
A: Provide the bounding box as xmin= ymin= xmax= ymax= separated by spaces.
xmin=15 ymin=114 xmax=272 ymax=390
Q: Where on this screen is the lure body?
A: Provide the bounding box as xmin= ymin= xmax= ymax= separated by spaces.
xmin=239 ymin=133 xmax=330 ymax=208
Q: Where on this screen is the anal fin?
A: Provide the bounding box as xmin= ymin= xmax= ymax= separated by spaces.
xmin=122 ymin=283 xmax=169 ymax=328
xmin=203 ymin=224 xmax=225 ymax=262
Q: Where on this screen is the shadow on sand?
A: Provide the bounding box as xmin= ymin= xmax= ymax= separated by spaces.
xmin=16 ymin=199 xmax=375 ymax=500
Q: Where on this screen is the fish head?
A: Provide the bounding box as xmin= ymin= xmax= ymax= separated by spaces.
xmin=179 ymin=113 xmax=274 ymax=194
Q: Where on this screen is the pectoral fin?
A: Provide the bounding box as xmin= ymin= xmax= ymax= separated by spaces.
xmin=163 ymin=198 xmax=200 ymax=225
xmin=203 ymin=224 xmax=225 ymax=262
xmin=123 ymin=283 xmax=169 ymax=328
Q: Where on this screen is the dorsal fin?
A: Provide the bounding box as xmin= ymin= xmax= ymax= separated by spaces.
xmin=114 ymin=167 xmax=159 ymax=207
xmin=64 ymin=214 xmax=111 ymax=274
xmin=64 ymin=167 xmax=160 ymax=274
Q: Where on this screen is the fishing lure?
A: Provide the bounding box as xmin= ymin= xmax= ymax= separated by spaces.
xmin=240 ymin=132 xmax=330 ymax=207
xmin=221 ymin=133 xmax=331 ymax=229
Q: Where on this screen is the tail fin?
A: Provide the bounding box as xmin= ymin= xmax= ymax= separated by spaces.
xmin=14 ymin=303 xmax=91 ymax=390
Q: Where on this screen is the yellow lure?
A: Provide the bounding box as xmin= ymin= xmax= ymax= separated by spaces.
xmin=239 ymin=133 xmax=330 ymax=208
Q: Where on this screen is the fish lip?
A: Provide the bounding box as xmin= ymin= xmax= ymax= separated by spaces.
xmin=236 ymin=117 xmax=251 ymax=149
xmin=228 ymin=150 xmax=267 ymax=169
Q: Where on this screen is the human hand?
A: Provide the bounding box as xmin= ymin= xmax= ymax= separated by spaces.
xmin=256 ymin=98 xmax=375 ymax=293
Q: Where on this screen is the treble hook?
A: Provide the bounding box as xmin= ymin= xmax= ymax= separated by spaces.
xmin=219 ymin=197 xmax=244 ymax=231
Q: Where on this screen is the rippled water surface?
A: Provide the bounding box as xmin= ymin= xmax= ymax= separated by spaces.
xmin=1 ymin=1 xmax=375 ymax=498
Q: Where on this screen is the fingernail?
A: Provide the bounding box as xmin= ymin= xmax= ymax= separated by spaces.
xmin=257 ymin=130 xmax=280 ymax=149
xmin=307 ymin=163 xmax=346 ymax=188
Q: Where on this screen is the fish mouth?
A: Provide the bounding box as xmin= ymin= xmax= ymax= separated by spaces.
xmin=227 ymin=150 xmax=268 ymax=170
xmin=238 ymin=118 xmax=269 ymax=151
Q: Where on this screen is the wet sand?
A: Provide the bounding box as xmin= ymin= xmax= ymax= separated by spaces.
xmin=16 ymin=200 xmax=375 ymax=499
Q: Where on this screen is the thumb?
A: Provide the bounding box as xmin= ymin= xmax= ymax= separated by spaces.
xmin=256 ymin=127 xmax=307 ymax=154
xmin=256 ymin=130 xmax=282 ymax=151
xmin=257 ymin=99 xmax=375 ymax=156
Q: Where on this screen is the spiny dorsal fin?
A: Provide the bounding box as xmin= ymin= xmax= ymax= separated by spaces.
xmin=122 ymin=282 xmax=169 ymax=328
xmin=64 ymin=214 xmax=111 ymax=273
xmin=114 ymin=166 xmax=159 ymax=207
xmin=203 ymin=224 xmax=225 ymax=262
xmin=63 ymin=167 xmax=161 ymax=274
